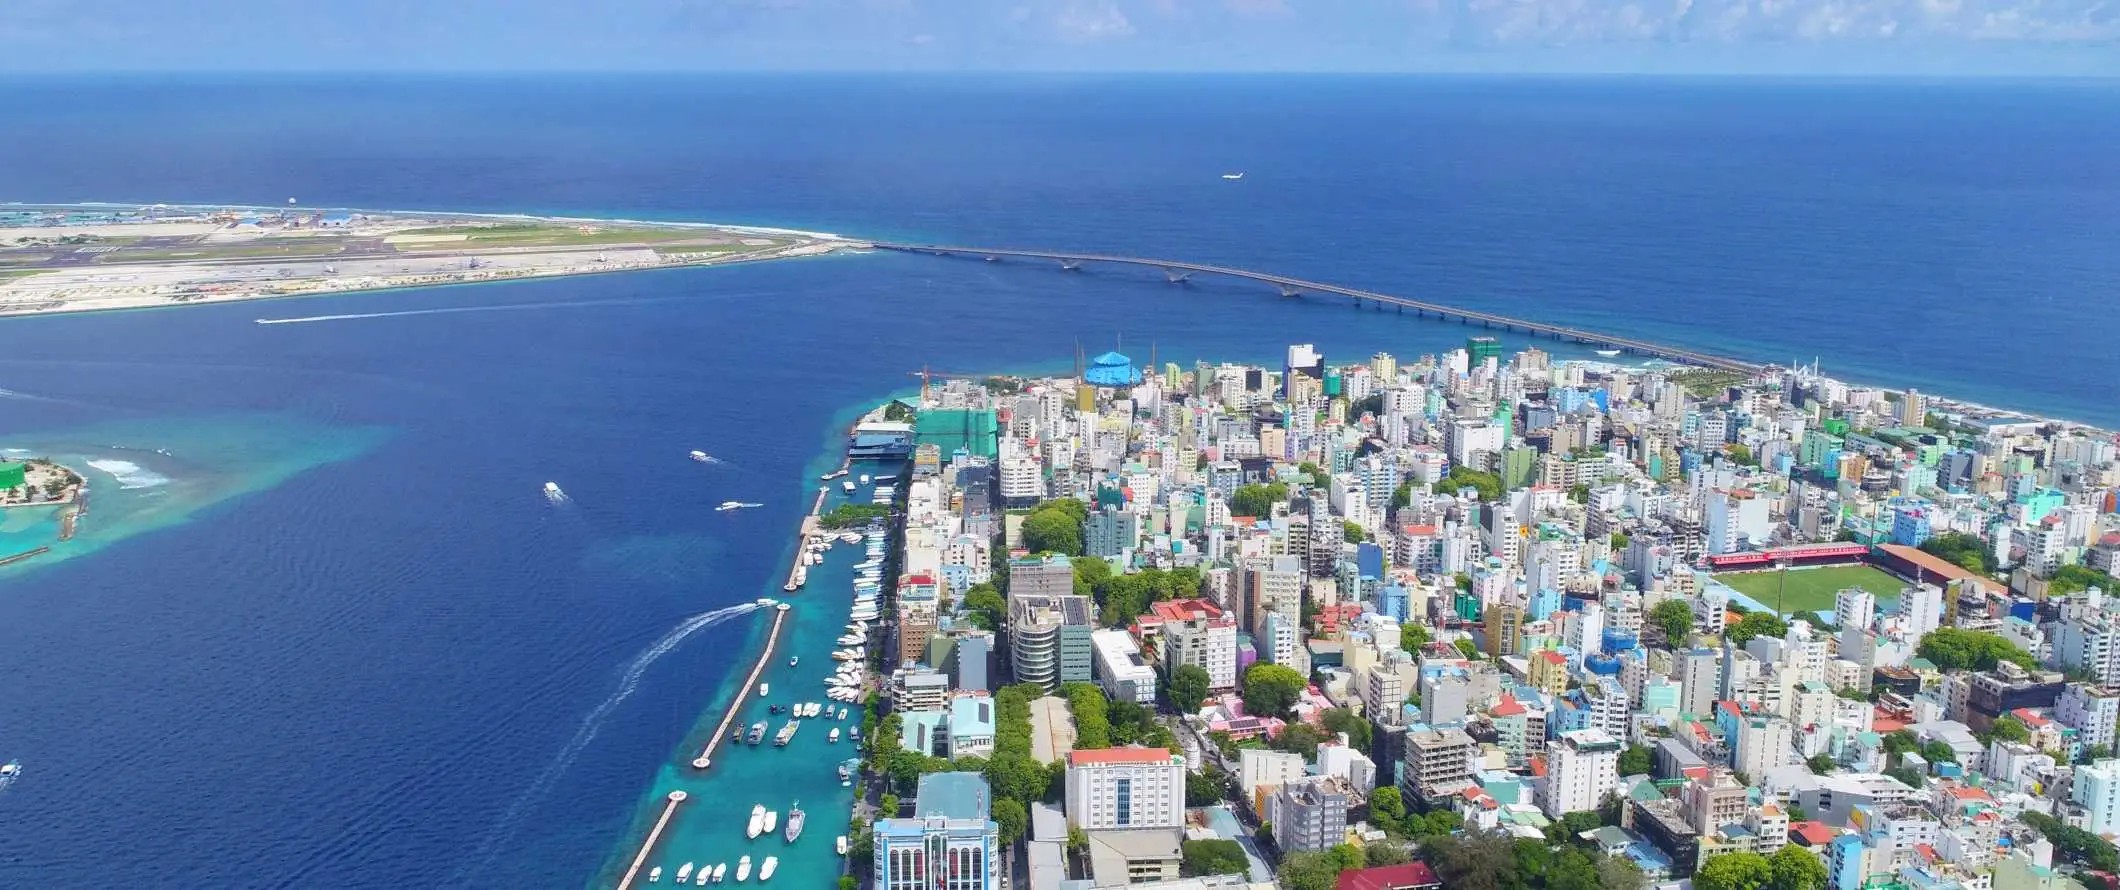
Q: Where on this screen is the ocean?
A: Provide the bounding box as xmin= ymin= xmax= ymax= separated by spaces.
xmin=0 ymin=74 xmax=2113 ymax=889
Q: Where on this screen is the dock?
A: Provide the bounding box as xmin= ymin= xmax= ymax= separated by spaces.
xmin=612 ymin=790 xmax=687 ymax=890
xmin=689 ymin=602 xmax=790 ymax=772
xmin=781 ymin=483 xmax=831 ymax=590
xmin=0 ymin=546 xmax=50 ymax=567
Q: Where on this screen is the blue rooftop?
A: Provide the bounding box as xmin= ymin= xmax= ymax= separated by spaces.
xmin=1083 ymin=351 xmax=1143 ymax=387
xmin=915 ymin=771 xmax=992 ymax=820
xmin=950 ymin=694 xmax=996 ymax=738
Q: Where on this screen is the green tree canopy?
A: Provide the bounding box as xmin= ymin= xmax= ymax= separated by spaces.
xmin=1919 ymin=532 xmax=1991 ymax=576
xmin=1272 ymin=722 xmax=1331 ymax=759
xmin=1180 ymin=839 xmax=1249 ymax=877
xmin=1167 ymin=664 xmax=1212 ymax=713
xmin=1064 ymin=682 xmax=1112 ymax=749
xmin=1727 ymin=611 xmax=1788 ymax=647
xmin=1917 ymin=627 xmax=2036 ymax=672
xmin=1650 ymin=599 xmax=1695 ymax=644
xmin=1807 ymin=754 xmax=1836 ymax=775
xmin=1320 ymin=707 xmax=1372 ymax=752
xmin=1185 ymin=769 xmax=1228 ymax=807
xmin=2051 ymin=564 xmax=2111 ymax=595
xmin=1343 ymin=520 xmax=1367 ymax=544
xmin=1229 ymin=482 xmax=1289 ymax=519
xmin=962 ymin=583 xmax=1006 ymax=631
xmin=1767 ymin=844 xmax=1828 ymax=890
xmin=1986 ymin=715 xmax=2031 ymax=746
xmin=1444 ymin=467 xmax=1504 ymax=501
xmin=1694 ymin=851 xmax=1773 ymax=890
xmin=1242 ymin=663 xmax=1306 ymax=721
xmin=1022 ymin=507 xmax=1084 ymax=556
xmin=1368 ymin=786 xmax=1406 ymax=824
xmin=1072 ymin=555 xmax=1111 ymax=598
xmin=991 ymin=796 xmax=1027 ymax=845
xmin=1425 ymin=828 xmax=1518 ymax=890
xmin=1618 ymin=744 xmax=1654 ymax=777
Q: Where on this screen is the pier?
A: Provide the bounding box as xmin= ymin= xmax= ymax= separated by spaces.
xmin=689 ymin=602 xmax=790 ymax=772
xmin=0 ymin=546 xmax=50 ymax=567
xmin=612 ymin=790 xmax=687 ymax=890
xmin=783 ymin=484 xmax=830 ymax=591
xmin=874 ymin=243 xmax=1764 ymax=373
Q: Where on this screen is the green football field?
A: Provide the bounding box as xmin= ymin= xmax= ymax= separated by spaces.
xmin=1714 ymin=564 xmax=1907 ymax=617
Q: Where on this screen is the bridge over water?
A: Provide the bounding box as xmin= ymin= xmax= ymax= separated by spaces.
xmin=872 ymin=243 xmax=1761 ymax=373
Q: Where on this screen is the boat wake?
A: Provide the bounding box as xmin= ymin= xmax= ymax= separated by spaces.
xmin=253 ymin=296 xmax=673 ymax=326
xmin=454 ymin=601 xmax=766 ymax=879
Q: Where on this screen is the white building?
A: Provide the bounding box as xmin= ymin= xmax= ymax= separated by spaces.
xmin=1239 ymin=747 xmax=1307 ymax=804
xmin=1064 ymin=748 xmax=1187 ymax=831
xmin=1544 ymin=729 xmax=1621 ymax=817
xmin=1735 ymin=716 xmax=1797 ymax=779
xmin=1091 ymin=629 xmax=1159 ymax=705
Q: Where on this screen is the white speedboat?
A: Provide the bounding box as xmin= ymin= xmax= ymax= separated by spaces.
xmin=763 ymin=809 xmax=778 ymax=834
xmin=858 ymin=474 xmax=870 ymax=484
xmin=716 ymin=501 xmax=763 ymax=512
xmin=838 ymin=707 xmax=848 ymax=720
xmin=1222 ymin=172 xmax=1245 ymax=180
xmin=829 ymin=727 xmax=841 ymax=743
xmin=676 ymin=863 xmax=695 ymax=883
xmin=1596 ymin=349 xmax=1622 ymax=357
xmin=690 ymin=450 xmax=711 ymax=462
xmin=758 ymin=682 xmax=769 ymax=696
xmin=747 ymin=804 xmax=766 ymax=839
xmin=836 ymin=836 xmax=848 ymax=856
xmin=736 ymin=856 xmax=752 ymax=883
xmin=650 ymin=865 xmax=664 ymax=883
xmin=543 ymin=481 xmax=567 ymax=502
xmin=759 ymin=857 xmax=778 ymax=882
xmin=788 ymin=655 xmax=798 ymax=667
xmin=695 ymin=867 xmax=710 ymax=886
xmin=710 ymin=863 xmax=726 ymax=882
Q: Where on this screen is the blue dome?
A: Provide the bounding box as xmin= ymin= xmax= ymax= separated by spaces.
xmin=1084 ymin=351 xmax=1143 ymax=387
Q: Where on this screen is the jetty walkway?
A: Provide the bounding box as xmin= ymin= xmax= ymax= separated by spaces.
xmin=873 ymin=243 xmax=1762 ymax=373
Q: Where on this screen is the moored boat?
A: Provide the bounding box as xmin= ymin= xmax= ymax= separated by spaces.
xmin=785 ymin=803 xmax=805 ymax=843
xmin=759 ymin=857 xmax=778 ymax=881
xmin=762 ymin=809 xmax=778 ymax=833
xmin=649 ymin=865 xmax=664 ymax=883
xmin=676 ymin=862 xmax=695 ymax=883
xmin=735 ymin=856 xmax=752 ymax=883
xmin=746 ymin=803 xmax=766 ymax=839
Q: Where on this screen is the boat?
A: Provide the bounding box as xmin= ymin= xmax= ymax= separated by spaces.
xmin=858 ymin=474 xmax=871 ymax=484
xmin=850 ymin=725 xmax=860 ymax=740
xmin=747 ymin=721 xmax=768 ymax=745
xmin=1222 ymin=172 xmax=1245 ymax=180
xmin=543 ymin=481 xmax=566 ymax=502
xmin=836 ymin=835 xmax=848 ymax=856
xmin=690 ymin=450 xmax=711 ymax=462
xmin=735 ymin=856 xmax=752 ymax=883
xmin=758 ymin=681 xmax=769 ymax=696
xmin=676 ymin=863 xmax=694 ymax=883
xmin=774 ymin=720 xmax=798 ymax=746
xmin=650 ymin=866 xmax=664 ymax=883
xmin=829 ymin=727 xmax=841 ymax=743
xmin=841 ymin=479 xmax=855 ymax=493
xmin=785 ymin=804 xmax=805 ymax=842
xmin=837 ymin=707 xmax=848 ymax=720
xmin=0 ymin=760 xmax=18 ymax=792
xmin=716 ymin=501 xmax=763 ymax=512
xmin=711 ymin=863 xmax=727 ymax=883
xmin=1595 ymin=348 xmax=1622 ymax=357
xmin=695 ymin=867 xmax=710 ymax=886
xmin=788 ymin=655 xmax=798 ymax=667
xmin=759 ymin=857 xmax=778 ymax=881
xmin=747 ymin=804 xmax=767 ymax=839
xmin=838 ymin=762 xmax=853 ymax=781
xmin=763 ymin=809 xmax=778 ymax=833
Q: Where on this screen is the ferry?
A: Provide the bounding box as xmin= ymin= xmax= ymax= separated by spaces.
xmin=785 ymin=803 xmax=805 ymax=842
xmin=735 ymin=856 xmax=752 ymax=883
xmin=828 ymin=727 xmax=841 ymax=743
xmin=543 ymin=481 xmax=566 ymax=502
xmin=836 ymin=836 xmax=849 ymax=856
xmin=1222 ymin=172 xmax=1245 ymax=180
xmin=676 ymin=863 xmax=694 ymax=883
xmin=690 ymin=450 xmax=711 ymax=462
xmin=759 ymin=857 xmax=779 ymax=881
xmin=746 ymin=722 xmax=768 ymax=745
xmin=746 ymin=804 xmax=767 ymax=839
xmin=1595 ymin=349 xmax=1623 ymax=357
xmin=710 ymin=863 xmax=727 ymax=883
xmin=763 ymin=809 xmax=778 ymax=834
xmin=774 ymin=720 xmax=799 ymax=746
xmin=649 ymin=866 xmax=664 ymax=883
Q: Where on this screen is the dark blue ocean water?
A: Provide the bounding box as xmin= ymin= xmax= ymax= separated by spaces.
xmin=0 ymin=75 xmax=2115 ymax=889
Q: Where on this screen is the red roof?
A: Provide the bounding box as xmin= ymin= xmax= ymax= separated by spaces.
xmin=1338 ymin=862 xmax=1441 ymax=890
xmin=1791 ymin=822 xmax=1837 ymax=846
xmin=1536 ymin=650 xmax=1567 ymax=666
xmin=1068 ymin=747 xmax=1174 ymax=766
xmin=1491 ymin=695 xmax=1526 ymax=717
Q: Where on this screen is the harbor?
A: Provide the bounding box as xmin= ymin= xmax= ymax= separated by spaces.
xmin=593 ymin=416 xmax=905 ymax=890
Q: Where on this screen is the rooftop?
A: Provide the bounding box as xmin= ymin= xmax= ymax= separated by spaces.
xmin=914 ymin=771 xmax=993 ymax=821
xmin=1069 ymin=746 xmax=1179 ymax=767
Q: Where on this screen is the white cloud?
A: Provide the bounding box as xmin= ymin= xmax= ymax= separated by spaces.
xmin=1051 ymin=0 xmax=1135 ymax=41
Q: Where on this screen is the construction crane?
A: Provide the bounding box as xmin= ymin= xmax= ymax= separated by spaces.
xmin=908 ymin=366 xmax=985 ymax=404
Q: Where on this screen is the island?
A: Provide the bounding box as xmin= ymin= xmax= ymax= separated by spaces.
xmin=0 ymin=203 xmax=858 ymax=317
xmin=0 ymin=457 xmax=83 ymax=507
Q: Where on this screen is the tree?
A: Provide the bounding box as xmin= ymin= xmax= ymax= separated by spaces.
xmin=1425 ymin=828 xmax=1517 ymax=890
xmin=1597 ymin=854 xmax=1648 ymax=890
xmin=1242 ymin=663 xmax=1306 ymax=721
xmin=1365 ymin=844 xmax=1412 ymax=867
xmin=1343 ymin=520 xmax=1367 ymax=544
xmin=1072 ymin=556 xmax=1111 ymax=598
xmin=1228 ymin=482 xmax=1288 ymax=519
xmin=839 ymin=877 xmax=857 ymax=890
xmin=1727 ymin=444 xmax=1756 ymax=466
xmin=1444 ymin=467 xmax=1503 ymax=501
xmin=1768 ymin=844 xmax=1828 ymax=890
xmin=1022 ymin=508 xmax=1084 ymax=556
xmin=1787 ymin=804 xmax=1809 ymax=822
xmin=1610 ymin=532 xmax=1631 ymax=551
xmin=1273 ymin=722 xmax=1331 ymax=759
xmin=1406 ymin=809 xmax=1461 ymax=840
xmin=2051 ymin=565 xmax=2109 ymax=595
xmin=1066 ymin=683 xmax=1113 ymax=749
xmin=1560 ymin=810 xmax=1605 ymax=837
xmin=883 ymin=400 xmax=915 ymax=422
xmin=1186 ymin=770 xmax=1228 ymax=807
xmin=1917 ymin=627 xmax=2035 ymax=672
xmin=1320 ymin=707 xmax=1372 ymax=752
xmin=1694 ymin=851 xmax=1773 ymax=890
xmin=963 ymin=583 xmax=1006 ymax=631
xmin=1921 ymin=740 xmax=1959 ymax=765
xmin=1368 ymin=786 xmax=1407 ymax=825
xmin=1650 ymin=599 xmax=1695 ymax=644
xmin=1391 ymin=480 xmax=1414 ymax=511
xmin=1807 ymin=754 xmax=1836 ymax=775
xmin=1727 ymin=611 xmax=1788 ymax=647
xmin=1618 ymin=744 xmax=1654 ymax=777
xmin=1548 ymin=847 xmax=1605 ymax=890
xmin=1180 ymin=839 xmax=1249 ymax=877
xmin=1399 ymin=622 xmax=1433 ymax=655
xmin=1568 ymin=483 xmax=1591 ymax=504
xmin=1279 ymin=847 xmax=1362 ymax=890
xmin=1919 ymin=532 xmax=1992 ymax=576
xmin=2023 ymin=811 xmax=2120 ymax=872
xmin=1882 ymin=730 xmax=1919 ymax=757
xmin=1167 ymin=664 xmax=1212 ymax=714
xmin=992 ymin=796 xmax=1027 ymax=845
xmin=984 ymin=751 xmax=1050 ymax=802
xmin=879 ymin=793 xmax=900 ymax=818
xmin=1986 ymin=715 xmax=2031 ymax=746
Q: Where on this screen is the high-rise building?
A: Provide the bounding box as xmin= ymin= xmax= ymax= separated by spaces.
xmin=1064 ymin=748 xmax=1186 ymax=830
xmin=1401 ymin=726 xmax=1477 ymax=808
xmin=1484 ymin=604 xmax=1524 ymax=657
xmin=1835 ymin=587 xmax=1876 ymax=633
xmin=1466 ymin=336 xmax=1503 ymax=369
xmin=1735 ymin=716 xmax=1796 ymax=779
xmin=1284 ymin=344 xmax=1323 ymax=397
xmin=1008 ymin=593 xmax=1094 ymax=691
xmin=1145 ymin=599 xmax=1239 ymax=692
xmin=1545 ymin=729 xmax=1622 ymax=817
xmin=1679 ymin=648 xmax=1722 ymax=719
xmin=2074 ymin=759 xmax=2120 ymax=837
xmin=1008 ymin=554 xmax=1074 ymax=598
xmin=874 ymin=772 xmax=1000 ymax=890
xmin=1271 ymin=776 xmax=1354 ymax=853
xmin=1091 ymin=629 xmax=1159 ymax=705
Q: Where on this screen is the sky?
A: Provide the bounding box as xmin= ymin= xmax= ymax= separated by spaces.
xmin=1 ymin=0 xmax=2114 ymax=75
